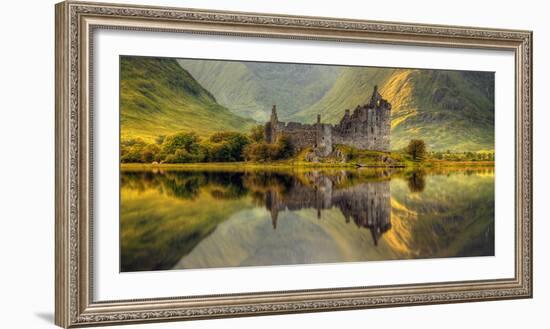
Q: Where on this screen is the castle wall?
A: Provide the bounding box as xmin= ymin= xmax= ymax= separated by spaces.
xmin=265 ymin=86 xmax=391 ymax=153
xmin=276 ymin=122 xmax=317 ymax=152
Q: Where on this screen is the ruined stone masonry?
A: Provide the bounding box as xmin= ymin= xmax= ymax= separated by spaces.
xmin=265 ymin=86 xmax=392 ymax=156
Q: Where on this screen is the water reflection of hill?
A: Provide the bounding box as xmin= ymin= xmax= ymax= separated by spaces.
xmin=120 ymin=167 xmax=494 ymax=272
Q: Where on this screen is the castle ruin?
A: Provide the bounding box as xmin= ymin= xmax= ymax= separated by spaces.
xmin=265 ymin=86 xmax=392 ymax=155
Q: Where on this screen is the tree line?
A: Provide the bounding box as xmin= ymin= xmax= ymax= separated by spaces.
xmin=406 ymin=139 xmax=494 ymax=162
xmin=120 ymin=125 xmax=294 ymax=164
xmin=121 ymin=130 xmax=494 ymax=164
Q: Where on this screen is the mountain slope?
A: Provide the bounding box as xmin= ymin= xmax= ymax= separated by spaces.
xmin=292 ymin=68 xmax=495 ymax=152
xmin=292 ymin=67 xmax=397 ymax=122
xmin=177 ymin=59 xmax=339 ymax=122
xmin=120 ymin=56 xmax=255 ymax=142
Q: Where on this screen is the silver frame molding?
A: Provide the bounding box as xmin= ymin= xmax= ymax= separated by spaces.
xmin=55 ymin=1 xmax=533 ymax=327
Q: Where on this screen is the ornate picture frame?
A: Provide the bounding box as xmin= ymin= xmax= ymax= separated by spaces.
xmin=55 ymin=1 xmax=532 ymax=327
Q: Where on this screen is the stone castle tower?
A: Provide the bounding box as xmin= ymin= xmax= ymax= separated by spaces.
xmin=332 ymin=85 xmax=392 ymax=151
xmin=265 ymin=86 xmax=392 ymax=154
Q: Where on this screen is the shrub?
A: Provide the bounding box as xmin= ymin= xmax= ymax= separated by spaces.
xmin=164 ymin=149 xmax=201 ymax=163
xmin=120 ymin=139 xmax=147 ymax=163
xmin=208 ymin=132 xmax=250 ymax=162
xmin=243 ymin=135 xmax=293 ymax=162
xmin=119 ymin=128 xmax=298 ymax=164
xmin=140 ymin=144 xmax=161 ymax=163
xmin=155 ymin=135 xmax=166 ymax=145
xmin=276 ymin=134 xmax=294 ymax=159
xmin=248 ymin=125 xmax=265 ymax=143
xmin=243 ymin=142 xmax=274 ymax=162
xmin=407 ymin=139 xmax=427 ymax=161
xmin=121 ymin=146 xmax=143 ymax=163
xmin=162 ymin=132 xmax=201 ymax=155
xmin=205 ymin=142 xmax=233 ymax=162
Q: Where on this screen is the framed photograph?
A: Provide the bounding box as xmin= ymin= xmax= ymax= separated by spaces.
xmin=55 ymin=1 xmax=532 ymax=327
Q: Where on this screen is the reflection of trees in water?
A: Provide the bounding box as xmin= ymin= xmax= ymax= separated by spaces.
xmin=121 ymin=167 xmax=493 ymax=202
xmin=406 ymin=170 xmax=426 ymax=193
xmin=399 ymin=167 xmax=494 ymax=193
xmin=205 ymin=172 xmax=248 ymax=200
xmin=122 ymin=169 xmax=394 ymax=246
xmin=121 ymin=167 xmax=495 ymax=271
xmin=121 ymin=168 xmax=496 ymax=247
xmin=121 ymin=171 xmax=201 ymax=199
xmin=121 ymin=170 xmax=249 ymax=200
xmin=243 ymin=172 xmax=295 ymax=195
xmin=163 ymin=175 xmax=201 ymax=199
xmin=419 ymin=166 xmax=494 ymax=177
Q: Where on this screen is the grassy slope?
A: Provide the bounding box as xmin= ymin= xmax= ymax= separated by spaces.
xmin=292 ymin=68 xmax=495 ymax=152
xmin=120 ymin=56 xmax=255 ymax=142
xmin=292 ymin=67 xmax=397 ymax=122
xmin=126 ymin=56 xmax=495 ymax=152
xmin=176 ymin=59 xmax=264 ymax=121
xmin=177 ymin=59 xmax=339 ymax=121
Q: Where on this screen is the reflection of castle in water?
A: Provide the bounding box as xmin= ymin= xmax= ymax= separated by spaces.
xmin=122 ymin=169 xmax=393 ymax=246
xmin=121 ymin=168 xmax=497 ymax=272
xmin=263 ymin=172 xmax=391 ymax=245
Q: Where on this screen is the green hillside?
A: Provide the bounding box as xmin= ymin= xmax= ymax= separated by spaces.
xmin=120 ymin=56 xmax=255 ymax=142
xmin=292 ymin=67 xmax=396 ymax=122
xmin=292 ymin=68 xmax=494 ymax=152
xmin=122 ymin=55 xmax=494 ymax=152
xmin=177 ymin=59 xmax=339 ymax=121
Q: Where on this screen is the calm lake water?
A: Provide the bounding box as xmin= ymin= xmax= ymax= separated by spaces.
xmin=120 ymin=167 xmax=494 ymax=272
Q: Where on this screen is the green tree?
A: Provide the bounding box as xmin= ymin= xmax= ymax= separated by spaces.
xmin=162 ymin=132 xmax=201 ymax=155
xmin=407 ymin=139 xmax=427 ymax=161
xmin=275 ymin=134 xmax=294 ymax=159
xmin=206 ymin=142 xmax=233 ymax=162
xmin=208 ymin=132 xmax=250 ymax=161
xmin=120 ymin=146 xmax=143 ymax=163
xmin=140 ymin=144 xmax=160 ymax=163
xmin=243 ymin=137 xmax=292 ymax=162
xmin=120 ymin=138 xmax=147 ymax=163
xmin=164 ymin=149 xmax=201 ymax=163
xmin=249 ymin=125 xmax=265 ymax=143
xmin=243 ymin=142 xmax=272 ymax=162
xmin=155 ymin=135 xmax=166 ymax=145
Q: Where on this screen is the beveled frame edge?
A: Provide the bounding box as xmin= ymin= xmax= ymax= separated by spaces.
xmin=55 ymin=1 xmax=533 ymax=327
